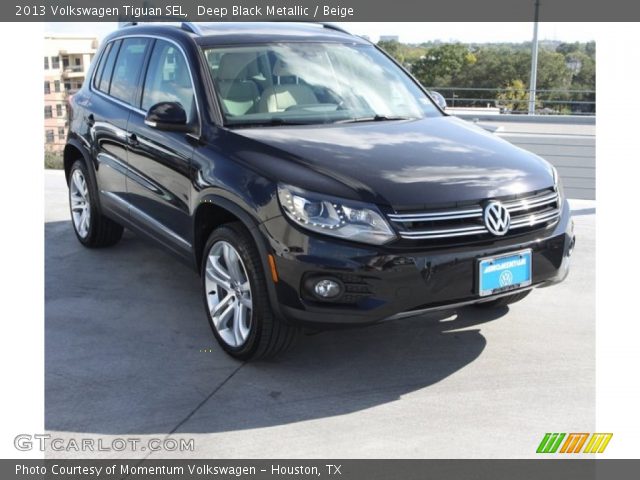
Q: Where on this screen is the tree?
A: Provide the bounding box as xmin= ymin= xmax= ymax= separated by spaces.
xmin=410 ymin=44 xmax=477 ymax=87
xmin=377 ymin=40 xmax=405 ymax=64
xmin=496 ymin=79 xmax=534 ymax=112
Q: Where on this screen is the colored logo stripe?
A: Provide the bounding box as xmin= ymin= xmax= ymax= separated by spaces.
xmin=583 ymin=433 xmax=613 ymax=454
xmin=560 ymin=433 xmax=589 ymax=453
xmin=537 ymin=433 xmax=613 ymax=453
xmin=536 ymin=433 xmax=566 ymax=453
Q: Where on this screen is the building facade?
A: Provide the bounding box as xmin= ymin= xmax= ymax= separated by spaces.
xmin=44 ymin=36 xmax=98 ymax=152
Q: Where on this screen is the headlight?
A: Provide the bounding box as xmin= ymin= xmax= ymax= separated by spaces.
xmin=552 ymin=166 xmax=565 ymax=204
xmin=277 ymin=184 xmax=396 ymax=245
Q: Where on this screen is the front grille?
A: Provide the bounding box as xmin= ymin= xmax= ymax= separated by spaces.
xmin=388 ymin=188 xmax=560 ymax=241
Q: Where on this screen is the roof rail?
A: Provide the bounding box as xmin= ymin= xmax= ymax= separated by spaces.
xmin=319 ymin=23 xmax=351 ymax=35
xmin=181 ymin=22 xmax=203 ymax=35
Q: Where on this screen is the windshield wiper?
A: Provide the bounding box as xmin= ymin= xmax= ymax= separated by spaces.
xmin=229 ymin=118 xmax=311 ymax=128
xmin=335 ymin=115 xmax=414 ymax=124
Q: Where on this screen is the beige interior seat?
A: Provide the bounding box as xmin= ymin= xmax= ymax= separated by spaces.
xmin=258 ymin=59 xmax=318 ymax=113
xmin=216 ymin=53 xmax=260 ymax=116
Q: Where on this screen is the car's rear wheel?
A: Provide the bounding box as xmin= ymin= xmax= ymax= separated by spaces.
xmin=68 ymin=160 xmax=123 ymax=247
xmin=475 ymin=290 xmax=532 ymax=309
xmin=202 ymin=222 xmax=297 ymax=360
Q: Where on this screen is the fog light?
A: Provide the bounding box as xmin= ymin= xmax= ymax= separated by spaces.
xmin=313 ymin=279 xmax=342 ymax=299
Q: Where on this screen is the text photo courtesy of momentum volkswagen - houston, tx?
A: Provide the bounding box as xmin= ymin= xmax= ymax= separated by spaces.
xmin=1 ymin=0 xmax=640 ymax=479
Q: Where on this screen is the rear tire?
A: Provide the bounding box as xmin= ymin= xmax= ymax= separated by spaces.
xmin=68 ymin=160 xmax=123 ymax=248
xmin=201 ymin=222 xmax=298 ymax=360
xmin=475 ymin=290 xmax=531 ymax=309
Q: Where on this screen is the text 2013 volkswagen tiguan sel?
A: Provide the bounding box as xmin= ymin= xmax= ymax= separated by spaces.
xmin=64 ymin=23 xmax=574 ymax=359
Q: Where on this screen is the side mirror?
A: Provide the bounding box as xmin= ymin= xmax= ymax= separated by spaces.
xmin=429 ymin=91 xmax=447 ymax=110
xmin=144 ymin=102 xmax=190 ymax=132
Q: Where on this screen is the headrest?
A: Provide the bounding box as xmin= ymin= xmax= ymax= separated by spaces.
xmin=273 ymin=58 xmax=297 ymax=77
xmin=217 ymin=53 xmax=255 ymax=81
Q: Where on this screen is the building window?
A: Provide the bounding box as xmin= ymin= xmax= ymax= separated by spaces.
xmin=64 ymin=82 xmax=71 ymax=92
xmin=44 ymin=57 xmax=49 ymax=69
xmin=75 ymin=57 xmax=81 ymax=66
xmin=62 ymin=57 xmax=69 ymax=68
xmin=54 ymin=80 xmax=60 ymax=93
xmin=45 ymin=130 xmax=55 ymax=143
xmin=51 ymin=56 xmax=60 ymax=69
xmin=56 ymin=104 xmax=63 ymax=117
xmin=44 ymin=106 xmax=52 ymax=118
xmin=58 ymin=127 xmax=65 ymax=140
xmin=44 ymin=81 xmax=50 ymax=94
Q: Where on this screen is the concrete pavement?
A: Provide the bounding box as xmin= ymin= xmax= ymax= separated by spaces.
xmin=44 ymin=170 xmax=594 ymax=459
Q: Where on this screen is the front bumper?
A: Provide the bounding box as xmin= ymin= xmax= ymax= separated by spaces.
xmin=259 ymin=199 xmax=574 ymax=326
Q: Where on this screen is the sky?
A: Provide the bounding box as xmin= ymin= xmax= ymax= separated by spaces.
xmin=44 ymin=22 xmax=597 ymax=43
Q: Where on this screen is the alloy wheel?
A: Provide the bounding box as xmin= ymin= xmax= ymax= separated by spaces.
xmin=70 ymin=169 xmax=91 ymax=238
xmin=204 ymin=241 xmax=253 ymax=347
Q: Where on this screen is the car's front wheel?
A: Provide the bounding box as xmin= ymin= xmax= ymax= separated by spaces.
xmin=201 ymin=222 xmax=297 ymax=360
xmin=68 ymin=160 xmax=123 ymax=247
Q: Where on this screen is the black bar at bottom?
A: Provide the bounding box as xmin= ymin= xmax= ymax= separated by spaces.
xmin=2 ymin=459 xmax=639 ymax=480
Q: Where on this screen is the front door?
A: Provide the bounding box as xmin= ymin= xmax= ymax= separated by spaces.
xmin=126 ymin=39 xmax=198 ymax=254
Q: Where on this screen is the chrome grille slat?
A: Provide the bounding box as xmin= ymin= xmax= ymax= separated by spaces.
xmin=390 ymin=189 xmax=560 ymax=241
xmin=503 ymin=192 xmax=558 ymax=213
xmin=388 ymin=208 xmax=482 ymax=222
xmin=510 ymin=210 xmax=560 ymax=229
xmin=401 ymin=225 xmax=488 ymax=239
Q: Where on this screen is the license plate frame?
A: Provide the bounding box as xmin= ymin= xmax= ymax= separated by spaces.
xmin=478 ymin=249 xmax=532 ymax=297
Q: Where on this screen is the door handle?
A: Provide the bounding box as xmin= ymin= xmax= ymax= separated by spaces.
xmin=127 ymin=133 xmax=139 ymax=146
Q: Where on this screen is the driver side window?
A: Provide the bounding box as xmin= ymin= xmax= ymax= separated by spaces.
xmin=142 ymin=40 xmax=195 ymax=121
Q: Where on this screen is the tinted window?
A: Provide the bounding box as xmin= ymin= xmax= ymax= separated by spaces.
xmin=93 ymin=42 xmax=113 ymax=90
xmin=97 ymin=40 xmax=120 ymax=94
xmin=142 ymin=40 xmax=195 ymax=120
xmin=110 ymin=38 xmax=150 ymax=104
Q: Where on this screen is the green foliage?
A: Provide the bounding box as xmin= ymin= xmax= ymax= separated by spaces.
xmin=496 ymin=79 xmax=532 ymax=113
xmin=377 ymin=40 xmax=427 ymax=67
xmin=376 ymin=39 xmax=596 ymax=113
xmin=410 ymin=44 xmax=477 ymax=87
xmin=45 ymin=148 xmax=63 ymax=170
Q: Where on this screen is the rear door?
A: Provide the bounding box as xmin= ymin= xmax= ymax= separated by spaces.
xmin=125 ymin=38 xmax=198 ymax=253
xmin=89 ymin=37 xmax=151 ymax=217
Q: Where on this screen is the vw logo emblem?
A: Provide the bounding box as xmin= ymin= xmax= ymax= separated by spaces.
xmin=499 ymin=270 xmax=514 ymax=287
xmin=484 ymin=201 xmax=511 ymax=236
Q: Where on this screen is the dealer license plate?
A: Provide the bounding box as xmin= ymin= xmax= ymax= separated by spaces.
xmin=478 ymin=249 xmax=532 ymax=297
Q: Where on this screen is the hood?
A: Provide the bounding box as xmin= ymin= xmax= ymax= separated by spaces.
xmin=230 ymin=116 xmax=555 ymax=209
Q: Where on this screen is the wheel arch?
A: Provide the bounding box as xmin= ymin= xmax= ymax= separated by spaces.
xmin=193 ymin=194 xmax=284 ymax=320
xmin=64 ymin=139 xmax=103 ymax=212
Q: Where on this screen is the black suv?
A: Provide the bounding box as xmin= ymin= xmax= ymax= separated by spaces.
xmin=64 ymin=22 xmax=574 ymax=359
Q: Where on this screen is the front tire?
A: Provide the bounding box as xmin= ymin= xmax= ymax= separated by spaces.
xmin=201 ymin=222 xmax=297 ymax=360
xmin=68 ymin=160 xmax=123 ymax=247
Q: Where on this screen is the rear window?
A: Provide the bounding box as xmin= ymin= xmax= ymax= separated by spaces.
xmin=94 ymin=40 xmax=121 ymax=94
xmin=93 ymin=41 xmax=114 ymax=92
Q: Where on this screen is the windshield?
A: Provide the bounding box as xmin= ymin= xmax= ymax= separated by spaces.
xmin=202 ymin=42 xmax=441 ymax=126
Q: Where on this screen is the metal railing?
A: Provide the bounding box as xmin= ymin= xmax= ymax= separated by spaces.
xmin=426 ymin=87 xmax=595 ymax=115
